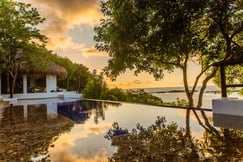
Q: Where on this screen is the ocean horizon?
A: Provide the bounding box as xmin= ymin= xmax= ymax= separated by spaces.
xmin=143 ymin=85 xmax=220 ymax=93
xmin=143 ymin=85 xmax=242 ymax=109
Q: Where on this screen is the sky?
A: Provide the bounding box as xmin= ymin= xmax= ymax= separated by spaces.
xmin=21 ymin=0 xmax=205 ymax=89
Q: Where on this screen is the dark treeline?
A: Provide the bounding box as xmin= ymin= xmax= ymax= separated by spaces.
xmin=82 ymin=72 xmax=188 ymax=106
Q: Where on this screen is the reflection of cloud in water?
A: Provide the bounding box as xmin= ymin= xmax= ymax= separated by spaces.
xmin=88 ymin=126 xmax=104 ymax=134
xmin=49 ymin=122 xmax=112 ymax=161
xmin=50 ymin=148 xmax=108 ymax=162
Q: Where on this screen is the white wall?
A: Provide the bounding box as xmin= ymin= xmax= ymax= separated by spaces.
xmin=46 ymin=74 xmax=57 ymax=92
xmin=1 ymin=74 xmax=82 ymax=99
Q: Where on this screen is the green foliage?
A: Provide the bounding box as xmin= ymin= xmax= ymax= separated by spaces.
xmin=213 ymin=65 xmax=243 ymax=95
xmin=0 ymin=0 xmax=92 ymax=94
xmin=163 ymin=98 xmax=189 ymax=107
xmin=0 ymin=0 xmax=48 ymax=97
xmin=124 ymin=89 xmax=164 ymax=105
xmin=82 ymin=71 xmax=108 ymax=99
xmin=106 ymin=115 xmax=243 ymax=161
xmin=106 ymin=116 xmax=200 ymax=161
xmin=83 ymin=79 xmax=189 ymax=107
xmin=47 ymin=53 xmax=91 ymax=92
xmin=83 ymin=80 xmax=166 ymax=105
xmin=95 ymin=0 xmax=206 ymax=80
xmin=100 ymin=87 xmax=126 ymax=101
xmin=94 ymin=0 xmax=243 ymax=106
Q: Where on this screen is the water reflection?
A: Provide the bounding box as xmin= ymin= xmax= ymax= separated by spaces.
xmin=0 ymin=104 xmax=74 ymax=161
xmin=57 ymin=101 xmax=90 ymax=124
xmin=57 ymin=100 xmax=121 ymax=124
xmin=107 ymin=110 xmax=243 ymax=161
xmin=0 ymin=100 xmax=121 ymax=161
xmin=1 ymin=100 xmax=243 ymax=161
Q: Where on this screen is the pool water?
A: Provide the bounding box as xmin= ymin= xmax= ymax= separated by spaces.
xmin=0 ymin=99 xmax=243 ymax=161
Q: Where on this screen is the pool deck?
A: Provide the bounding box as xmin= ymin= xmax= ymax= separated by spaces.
xmin=0 ymin=91 xmax=82 ymax=102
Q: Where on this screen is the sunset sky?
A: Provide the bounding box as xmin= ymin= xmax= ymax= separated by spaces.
xmin=21 ymin=0 xmax=204 ymax=89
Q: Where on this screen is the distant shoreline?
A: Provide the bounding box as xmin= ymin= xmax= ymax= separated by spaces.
xmin=149 ymin=90 xmax=222 ymax=94
xmin=141 ymin=85 xmax=221 ymax=94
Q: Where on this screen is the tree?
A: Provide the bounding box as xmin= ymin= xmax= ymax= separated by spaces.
xmin=0 ymin=0 xmax=47 ymax=97
xmin=106 ymin=114 xmax=243 ymax=161
xmin=105 ymin=117 xmax=200 ymax=161
xmin=94 ymin=0 xmax=242 ymax=108
xmin=82 ymin=70 xmax=108 ymax=99
xmin=47 ymin=53 xmax=91 ymax=92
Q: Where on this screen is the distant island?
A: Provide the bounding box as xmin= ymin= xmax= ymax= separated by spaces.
xmin=143 ymin=86 xmax=222 ymax=94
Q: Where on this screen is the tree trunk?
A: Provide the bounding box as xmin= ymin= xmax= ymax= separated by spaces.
xmin=9 ymin=72 xmax=17 ymax=98
xmin=8 ymin=65 xmax=18 ymax=98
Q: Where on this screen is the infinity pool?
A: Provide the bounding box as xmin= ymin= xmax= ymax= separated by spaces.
xmin=0 ymin=99 xmax=243 ymax=161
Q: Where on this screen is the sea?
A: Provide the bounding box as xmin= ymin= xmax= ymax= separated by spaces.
xmin=144 ymin=85 xmax=242 ymax=109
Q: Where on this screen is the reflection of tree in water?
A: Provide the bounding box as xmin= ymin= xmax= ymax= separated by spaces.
xmin=0 ymin=104 xmax=74 ymax=161
xmin=83 ymin=100 xmax=121 ymax=124
xmin=193 ymin=110 xmax=243 ymax=161
xmin=201 ymin=122 xmax=243 ymax=161
xmin=56 ymin=100 xmax=121 ymax=124
xmin=106 ymin=113 xmax=243 ymax=161
xmin=106 ymin=116 xmax=200 ymax=161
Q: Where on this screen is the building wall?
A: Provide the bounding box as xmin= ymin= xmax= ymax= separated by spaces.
xmin=1 ymin=74 xmax=81 ymax=99
xmin=46 ymin=74 xmax=57 ymax=92
xmin=0 ymin=74 xmax=57 ymax=95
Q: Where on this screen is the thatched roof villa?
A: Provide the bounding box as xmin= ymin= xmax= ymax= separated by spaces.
xmin=0 ymin=62 xmax=81 ymax=100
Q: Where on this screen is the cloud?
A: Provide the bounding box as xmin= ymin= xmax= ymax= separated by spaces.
xmin=48 ymin=122 xmax=112 ymax=161
xmin=25 ymin=0 xmax=102 ymax=48
xmin=82 ymin=47 xmax=108 ymax=56
xmin=50 ymin=148 xmax=108 ymax=162
xmin=132 ymin=80 xmax=143 ymax=85
xmin=107 ymin=79 xmax=153 ymax=89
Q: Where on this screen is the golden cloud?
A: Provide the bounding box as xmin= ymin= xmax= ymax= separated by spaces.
xmin=25 ymin=0 xmax=102 ymax=48
xmin=82 ymin=47 xmax=108 ymax=57
xmin=48 ymin=122 xmax=112 ymax=161
xmin=50 ymin=148 xmax=108 ymax=162
xmin=107 ymin=79 xmax=152 ymax=89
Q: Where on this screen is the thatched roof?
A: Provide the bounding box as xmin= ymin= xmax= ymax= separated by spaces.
xmin=19 ymin=62 xmax=68 ymax=79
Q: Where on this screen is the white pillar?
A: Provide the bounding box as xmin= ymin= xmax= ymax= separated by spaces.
xmin=23 ymin=75 xmax=27 ymax=94
xmin=46 ymin=74 xmax=57 ymax=92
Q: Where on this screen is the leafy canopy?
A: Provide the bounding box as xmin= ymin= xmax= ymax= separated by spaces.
xmin=94 ymin=0 xmax=209 ymax=80
xmin=94 ymin=0 xmax=243 ymax=106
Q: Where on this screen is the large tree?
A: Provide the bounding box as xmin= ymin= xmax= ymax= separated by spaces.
xmin=94 ymin=0 xmax=243 ymax=108
xmin=0 ymin=0 xmax=47 ymax=97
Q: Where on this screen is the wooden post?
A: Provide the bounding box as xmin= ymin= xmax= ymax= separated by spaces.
xmin=220 ymin=65 xmax=227 ymax=97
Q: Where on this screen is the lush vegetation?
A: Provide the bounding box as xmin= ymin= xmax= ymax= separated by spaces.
xmin=0 ymin=0 xmax=92 ymax=95
xmin=47 ymin=53 xmax=91 ymax=93
xmin=0 ymin=0 xmax=48 ymax=97
xmin=105 ymin=116 xmax=243 ymax=161
xmin=82 ymin=71 xmax=165 ymax=104
xmin=82 ymin=72 xmax=189 ymax=106
xmin=94 ymin=0 xmax=243 ymax=108
xmin=0 ymin=0 xmax=168 ymax=105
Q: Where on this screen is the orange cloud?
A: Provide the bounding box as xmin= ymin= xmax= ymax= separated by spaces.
xmin=50 ymin=148 xmax=108 ymax=162
xmin=25 ymin=0 xmax=102 ymax=48
xmin=83 ymin=47 xmax=108 ymax=57
xmin=107 ymin=79 xmax=152 ymax=89
xmin=48 ymin=122 xmax=113 ymax=161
